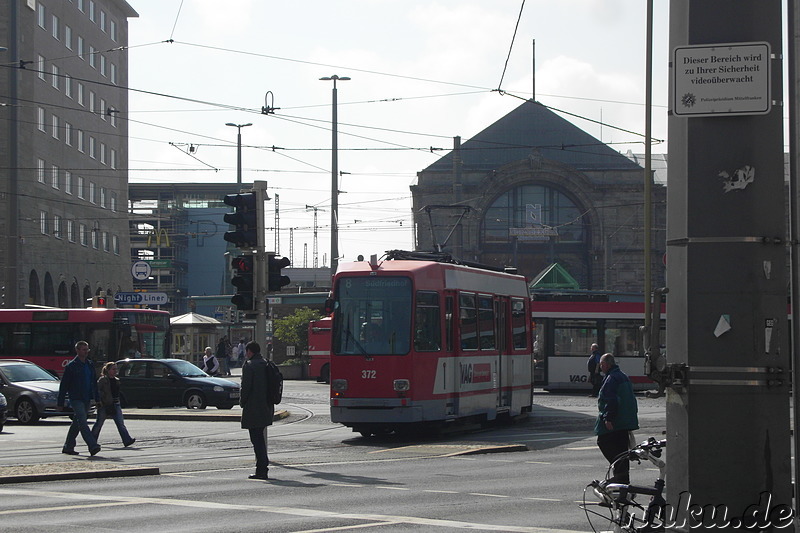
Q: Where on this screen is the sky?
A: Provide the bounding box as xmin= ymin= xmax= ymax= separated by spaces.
xmin=125 ymin=0 xmax=673 ymax=267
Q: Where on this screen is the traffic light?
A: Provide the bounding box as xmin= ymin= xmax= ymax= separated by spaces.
xmin=231 ymin=255 xmax=255 ymax=311
xmin=223 ymin=192 xmax=259 ymax=248
xmin=267 ymin=254 xmax=291 ymax=291
xmin=91 ymin=291 xmax=113 ymax=308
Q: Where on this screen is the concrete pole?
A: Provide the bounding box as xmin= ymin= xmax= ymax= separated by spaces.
xmin=666 ymin=1 xmax=792 ymax=527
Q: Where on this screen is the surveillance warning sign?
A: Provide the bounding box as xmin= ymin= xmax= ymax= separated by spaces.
xmin=672 ymin=42 xmax=771 ymax=117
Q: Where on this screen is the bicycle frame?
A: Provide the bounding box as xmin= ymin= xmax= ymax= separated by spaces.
xmin=582 ymin=437 xmax=667 ymax=533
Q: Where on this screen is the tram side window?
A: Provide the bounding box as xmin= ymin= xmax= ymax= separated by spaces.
xmin=605 ymin=320 xmax=642 ymax=357
xmin=478 ymin=296 xmax=495 ymax=350
xmin=459 ymin=293 xmax=478 ymax=350
xmin=553 ymin=319 xmax=597 ymax=356
xmin=414 ymin=291 xmax=441 ymax=351
xmin=511 ymin=298 xmax=527 ymax=349
xmin=445 ymin=296 xmax=454 ymax=352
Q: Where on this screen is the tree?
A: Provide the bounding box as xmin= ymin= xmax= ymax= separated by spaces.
xmin=272 ymin=307 xmax=324 ymax=353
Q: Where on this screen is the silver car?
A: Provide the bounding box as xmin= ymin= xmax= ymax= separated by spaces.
xmin=0 ymin=359 xmax=76 ymax=424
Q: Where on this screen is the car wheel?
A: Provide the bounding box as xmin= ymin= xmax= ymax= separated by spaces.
xmin=16 ymin=398 xmax=40 ymax=424
xmin=185 ymin=391 xmax=207 ymax=410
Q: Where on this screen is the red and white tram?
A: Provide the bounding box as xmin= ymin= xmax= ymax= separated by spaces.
xmin=531 ymin=297 xmax=665 ymax=391
xmin=329 ymin=252 xmax=534 ymax=436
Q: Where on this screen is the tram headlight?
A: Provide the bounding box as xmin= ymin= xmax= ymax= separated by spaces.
xmin=393 ymin=379 xmax=410 ymax=392
xmin=331 ymin=379 xmax=348 ymax=395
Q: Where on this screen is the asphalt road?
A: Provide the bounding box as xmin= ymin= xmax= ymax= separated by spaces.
xmin=0 ymin=380 xmax=667 ymax=532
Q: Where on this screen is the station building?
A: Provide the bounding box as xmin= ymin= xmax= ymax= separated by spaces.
xmin=411 ymin=99 xmax=667 ymax=293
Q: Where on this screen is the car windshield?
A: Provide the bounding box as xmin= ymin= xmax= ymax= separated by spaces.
xmin=168 ymin=360 xmax=209 ymax=378
xmin=0 ymin=363 xmax=58 ymax=382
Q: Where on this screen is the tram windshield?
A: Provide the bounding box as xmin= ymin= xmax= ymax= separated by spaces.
xmin=333 ymin=276 xmax=412 ymax=355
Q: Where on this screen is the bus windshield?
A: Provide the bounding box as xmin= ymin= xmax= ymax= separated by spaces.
xmin=333 ymin=276 xmax=412 ymax=355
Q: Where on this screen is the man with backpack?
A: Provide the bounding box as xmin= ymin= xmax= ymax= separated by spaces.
xmin=240 ymin=341 xmax=279 ymax=480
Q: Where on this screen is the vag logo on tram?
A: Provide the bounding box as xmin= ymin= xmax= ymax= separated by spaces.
xmin=460 ymin=362 xmax=492 ymax=384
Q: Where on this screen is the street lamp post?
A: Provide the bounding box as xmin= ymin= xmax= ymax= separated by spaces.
xmin=225 ymin=122 xmax=252 ymax=184
xmin=319 ymin=75 xmax=350 ymax=277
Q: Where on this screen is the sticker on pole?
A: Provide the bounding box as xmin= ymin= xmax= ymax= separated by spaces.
xmin=672 ymin=41 xmax=771 ymax=117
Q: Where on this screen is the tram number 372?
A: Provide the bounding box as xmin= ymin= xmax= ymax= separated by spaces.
xmin=361 ymin=370 xmax=377 ymax=379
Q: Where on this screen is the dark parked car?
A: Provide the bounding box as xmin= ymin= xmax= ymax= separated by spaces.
xmin=0 ymin=359 xmax=78 ymax=424
xmin=116 ymin=358 xmax=240 ymax=409
xmin=0 ymin=392 xmax=7 ymax=432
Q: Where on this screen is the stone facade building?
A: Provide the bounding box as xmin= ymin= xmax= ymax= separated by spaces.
xmin=411 ymin=100 xmax=667 ymax=293
xmin=0 ymin=0 xmax=137 ymax=307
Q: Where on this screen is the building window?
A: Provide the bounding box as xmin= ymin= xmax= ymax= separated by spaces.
xmin=89 ymin=136 xmax=96 ymax=159
xmin=112 ymin=234 xmax=119 ymax=255
xmin=89 ymin=1 xmax=95 ymax=22
xmin=51 ymin=65 xmax=59 ymax=89
xmin=40 ymin=212 xmax=49 ymax=235
xmin=77 ymin=130 xmax=85 ymax=153
xmin=89 ymin=91 xmax=95 ymax=113
xmin=78 ymin=36 xmax=84 ymax=60
xmin=78 ymin=0 xmax=85 ymax=13
xmin=51 ymin=15 xmax=59 ymax=40
xmin=109 ymin=107 xmax=117 ymax=126
xmin=65 ymin=25 xmax=72 ymax=49
xmin=99 ymin=98 xmax=106 ymax=120
xmin=77 ymin=82 xmax=84 ymax=105
xmin=64 ymin=74 xmax=72 ymax=97
xmin=37 ymin=158 xmax=46 ymax=183
xmin=110 ymin=20 xmax=117 ymax=42
xmin=99 ymin=187 xmax=106 ymax=208
xmin=54 ymin=215 xmax=62 ymax=239
xmin=51 ymin=165 xmax=59 ymax=189
xmin=100 ymin=55 xmax=106 ymax=77
xmin=38 ymin=55 xmax=45 ymax=80
xmin=77 ymin=176 xmax=85 ymax=199
xmin=65 ymin=171 xmax=72 ymax=194
xmin=67 ymin=220 xmax=75 ymax=243
xmin=64 ymin=122 xmax=72 ymax=145
xmin=91 ymin=228 xmax=99 ymax=249
xmin=110 ymin=63 xmax=117 ymax=85
xmin=37 ymin=107 xmax=46 ymax=131
xmin=110 ymin=192 xmax=117 ymax=212
xmin=100 ymin=143 xmax=106 ymax=165
xmin=79 ymin=223 xmax=88 ymax=246
xmin=110 ymin=148 xmax=117 ymax=169
xmin=37 ymin=3 xmax=45 ymax=29
xmin=51 ymin=114 xmax=59 ymax=139
xmin=89 ymin=182 xmax=96 ymax=204
xmin=102 ymin=231 xmax=109 ymax=252
xmin=89 ymin=47 xmax=95 ymax=68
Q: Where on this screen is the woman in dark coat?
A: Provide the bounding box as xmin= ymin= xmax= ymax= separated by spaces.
xmin=240 ymin=341 xmax=274 ymax=480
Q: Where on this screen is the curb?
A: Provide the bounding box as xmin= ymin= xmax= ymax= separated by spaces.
xmin=0 ymin=465 xmax=160 ymax=485
xmin=123 ymin=409 xmax=290 ymax=422
xmin=445 ymin=444 xmax=529 ymax=456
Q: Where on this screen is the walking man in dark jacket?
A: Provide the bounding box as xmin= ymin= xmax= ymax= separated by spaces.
xmin=57 ymin=340 xmax=101 ymax=456
xmin=587 ymin=343 xmax=603 ymax=397
xmin=241 ymin=341 xmax=274 ymax=480
xmin=595 ymin=353 xmax=639 ymax=484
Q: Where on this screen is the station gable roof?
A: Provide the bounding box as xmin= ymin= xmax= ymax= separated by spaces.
xmin=422 ymin=100 xmax=643 ymax=173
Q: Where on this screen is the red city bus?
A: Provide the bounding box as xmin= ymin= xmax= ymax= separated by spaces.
xmin=531 ymin=296 xmax=665 ymax=391
xmin=329 ymin=252 xmax=533 ymax=437
xmin=0 ymin=308 xmax=171 ymax=375
xmin=308 ymin=316 xmax=332 ymax=383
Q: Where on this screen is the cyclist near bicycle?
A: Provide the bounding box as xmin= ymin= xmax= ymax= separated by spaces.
xmin=595 ymin=353 xmax=639 ymax=484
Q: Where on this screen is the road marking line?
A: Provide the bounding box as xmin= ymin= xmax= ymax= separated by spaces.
xmin=0 ymin=487 xmax=585 ymax=532
xmin=469 ymin=493 xmax=510 ymax=498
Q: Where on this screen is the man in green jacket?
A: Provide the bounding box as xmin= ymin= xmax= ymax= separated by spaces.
xmin=241 ymin=341 xmax=274 ymax=480
xmin=595 ymin=353 xmax=639 ymax=484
